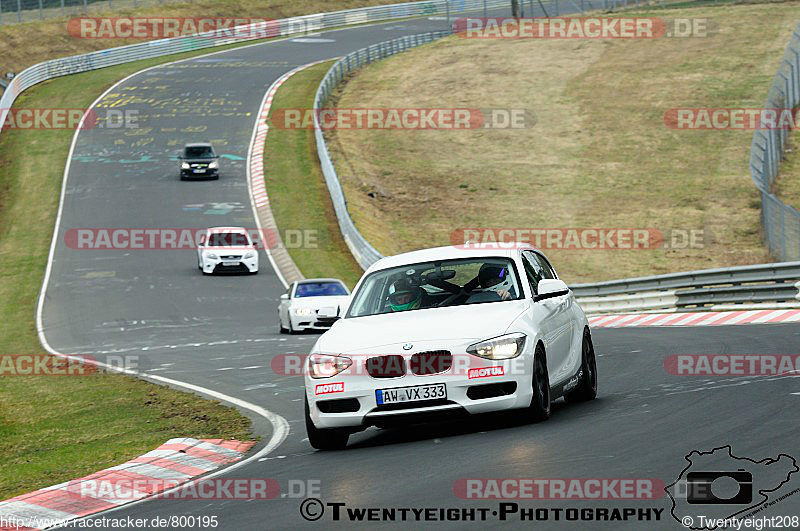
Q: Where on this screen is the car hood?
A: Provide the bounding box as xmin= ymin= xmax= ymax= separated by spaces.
xmin=183 ymin=157 xmax=217 ymax=163
xmin=316 ymin=300 xmax=529 ymax=352
xmin=291 ymin=295 xmax=349 ymax=308
xmin=204 ymin=246 xmax=253 ymax=253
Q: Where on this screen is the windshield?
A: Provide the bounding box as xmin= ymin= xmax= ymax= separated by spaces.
xmin=346 ymin=257 xmax=522 ymax=318
xmin=295 ymin=282 xmax=348 ymax=298
xmin=185 ymin=146 xmax=215 ymax=158
xmin=207 ymin=232 xmax=250 ymax=247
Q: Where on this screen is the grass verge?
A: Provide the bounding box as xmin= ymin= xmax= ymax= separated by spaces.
xmin=265 ymin=61 xmax=364 ymax=288
xmin=324 ymin=2 xmax=800 ymax=283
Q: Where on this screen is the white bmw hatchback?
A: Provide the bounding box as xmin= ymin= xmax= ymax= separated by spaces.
xmin=303 ymin=244 xmax=597 ymax=450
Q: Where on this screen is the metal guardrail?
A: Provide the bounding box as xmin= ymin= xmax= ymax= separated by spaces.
xmin=0 ymin=0 xmax=516 ymax=135
xmin=572 ymin=262 xmax=800 ymax=313
xmin=749 ymin=21 xmax=800 ymax=262
xmin=313 ymin=30 xmax=456 ymax=270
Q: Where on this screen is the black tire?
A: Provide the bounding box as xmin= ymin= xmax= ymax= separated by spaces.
xmin=305 ymin=399 xmax=349 ymax=450
xmin=524 ymin=343 xmax=551 ymax=422
xmin=565 ymin=330 xmax=598 ymax=403
xmin=279 ymin=314 xmax=288 ymax=334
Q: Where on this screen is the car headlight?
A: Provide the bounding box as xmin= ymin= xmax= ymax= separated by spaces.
xmin=208 ymin=161 xmax=219 ymax=169
xmin=294 ymin=307 xmax=314 ymax=316
xmin=205 ymin=252 xmax=218 ymax=260
xmin=244 ymin=251 xmax=255 ymax=259
xmin=181 ymin=162 xmax=190 ymax=169
xmin=308 ymin=354 xmax=352 ymax=379
xmin=467 ymin=333 xmax=526 ymax=360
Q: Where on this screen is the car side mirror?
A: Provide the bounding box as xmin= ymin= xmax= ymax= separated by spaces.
xmin=534 ymin=279 xmax=569 ymax=302
xmin=317 ymin=306 xmax=340 ymax=324
xmin=280 ymin=293 xmax=289 ymax=300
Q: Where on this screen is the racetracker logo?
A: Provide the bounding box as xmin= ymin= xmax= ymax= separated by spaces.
xmin=664 ymin=108 xmax=799 ymax=130
xmin=452 ymin=17 xmax=715 ymax=39
xmin=66 ymin=478 xmax=280 ymax=500
xmin=1 ymin=109 xmax=96 ymax=130
xmin=450 ymin=228 xmax=707 ymax=250
xmin=67 ymin=17 xmax=279 ymax=39
xmin=269 ymin=108 xmax=536 ymax=130
xmin=453 ymin=478 xmax=666 ymax=499
xmin=664 ymin=355 xmax=800 ymax=376
xmin=63 ymin=228 xmax=318 ymax=250
xmin=0 ymin=354 xmax=97 ymax=376
xmin=273 ymin=353 xmax=525 ymax=377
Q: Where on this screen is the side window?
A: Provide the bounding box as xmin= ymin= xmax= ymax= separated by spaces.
xmin=521 ymin=251 xmax=544 ymax=296
xmin=532 ymin=252 xmax=556 ymax=280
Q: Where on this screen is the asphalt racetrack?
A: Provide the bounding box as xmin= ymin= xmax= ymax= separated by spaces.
xmin=37 ymin=12 xmax=800 ymax=531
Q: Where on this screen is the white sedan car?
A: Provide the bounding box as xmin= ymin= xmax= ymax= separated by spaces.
xmin=197 ymin=227 xmax=258 ymax=275
xmin=278 ymin=279 xmax=350 ymax=334
xmin=303 ymin=244 xmax=597 ymax=450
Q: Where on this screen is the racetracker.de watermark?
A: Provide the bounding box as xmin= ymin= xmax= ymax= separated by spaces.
xmin=269 ymin=108 xmax=536 ymax=130
xmin=66 ymin=478 xmax=282 ymax=500
xmin=664 ymin=355 xmax=800 ymax=376
xmin=0 ymin=109 xmax=139 ymax=130
xmin=67 ymin=17 xmax=279 ymax=39
xmin=453 ymin=479 xmax=666 ymax=499
xmin=664 ymin=108 xmax=799 ymax=130
xmin=452 ymin=17 xmax=715 ymax=39
xmin=64 ymin=228 xmax=317 ymax=250
xmin=450 ymin=228 xmax=707 ymax=250
xmin=0 ymin=354 xmax=97 ymax=376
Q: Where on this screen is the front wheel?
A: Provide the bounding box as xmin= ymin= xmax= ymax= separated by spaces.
xmin=565 ymin=330 xmax=598 ymax=403
xmin=523 ymin=343 xmax=551 ymax=422
xmin=305 ymin=399 xmax=349 ymax=450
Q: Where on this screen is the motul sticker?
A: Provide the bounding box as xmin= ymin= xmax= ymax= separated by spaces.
xmin=315 ymin=382 xmax=344 ymax=394
xmin=468 ymin=366 xmax=505 ymax=379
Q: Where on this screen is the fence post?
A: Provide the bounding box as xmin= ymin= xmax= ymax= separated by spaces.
xmin=17 ymin=0 xmax=20 ymax=23
xmin=483 ymin=0 xmax=487 ymax=18
xmin=61 ymin=0 xmax=64 ymax=16
xmin=38 ymin=0 xmax=43 ymax=19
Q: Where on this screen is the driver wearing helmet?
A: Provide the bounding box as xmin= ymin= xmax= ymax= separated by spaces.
xmin=388 ymin=277 xmax=430 ymax=312
xmin=478 ymin=263 xmax=515 ymax=301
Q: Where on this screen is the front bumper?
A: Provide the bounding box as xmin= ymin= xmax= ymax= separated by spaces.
xmin=289 ymin=312 xmax=334 ymax=332
xmin=305 ymin=355 xmax=533 ymax=430
xmin=181 ymin=168 xmax=218 ymax=179
xmin=202 ymin=257 xmax=258 ymax=274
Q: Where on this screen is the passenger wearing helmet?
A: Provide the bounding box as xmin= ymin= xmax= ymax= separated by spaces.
xmin=477 ymin=263 xmax=515 ymax=301
xmin=388 ymin=277 xmax=430 ymax=312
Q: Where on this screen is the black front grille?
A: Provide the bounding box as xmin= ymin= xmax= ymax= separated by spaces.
xmin=220 ymin=255 xmax=242 ymax=260
xmin=408 ymin=350 xmax=452 ymax=376
xmin=466 ymin=382 xmax=517 ymax=400
xmin=366 ymin=355 xmax=405 ymax=378
xmin=317 ymin=398 xmax=360 ymax=413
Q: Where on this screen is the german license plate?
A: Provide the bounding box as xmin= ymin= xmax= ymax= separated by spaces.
xmin=222 ymin=261 xmax=239 ymax=266
xmin=194 ymin=169 xmax=206 ymax=173
xmin=376 ymin=383 xmax=446 ymax=405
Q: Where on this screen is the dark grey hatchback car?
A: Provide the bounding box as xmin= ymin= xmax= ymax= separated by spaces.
xmin=180 ymin=142 xmax=219 ymax=180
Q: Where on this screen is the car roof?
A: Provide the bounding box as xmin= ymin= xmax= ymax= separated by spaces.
xmin=185 ymin=142 xmax=213 ymax=148
xmin=206 ymin=226 xmax=248 ymax=233
xmin=297 ymin=278 xmax=346 ymax=284
xmin=367 ymin=243 xmax=538 ymax=273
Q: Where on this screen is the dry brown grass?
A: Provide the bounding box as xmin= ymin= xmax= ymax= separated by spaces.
xmin=326 ymin=2 xmax=799 ymax=283
xmin=0 ymin=0 xmax=419 ymax=75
